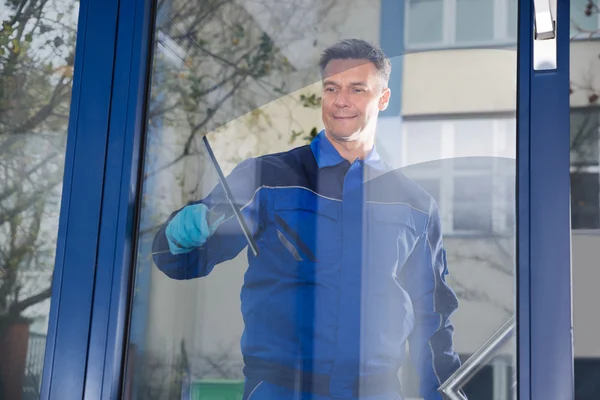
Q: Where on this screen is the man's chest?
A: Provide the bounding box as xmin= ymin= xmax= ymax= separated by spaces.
xmin=263 ymin=186 xmax=426 ymax=271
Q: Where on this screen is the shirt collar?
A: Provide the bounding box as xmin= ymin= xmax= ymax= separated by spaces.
xmin=309 ymin=129 xmax=387 ymax=171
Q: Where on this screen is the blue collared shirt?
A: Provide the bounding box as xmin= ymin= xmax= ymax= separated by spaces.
xmin=309 ymin=129 xmax=387 ymax=171
xmin=152 ymin=130 xmax=461 ymax=400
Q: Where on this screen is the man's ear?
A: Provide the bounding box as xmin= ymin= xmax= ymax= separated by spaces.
xmin=379 ymin=87 xmax=391 ymax=111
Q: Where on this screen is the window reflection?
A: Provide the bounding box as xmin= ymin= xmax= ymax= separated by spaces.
xmin=0 ymin=1 xmax=79 ymax=399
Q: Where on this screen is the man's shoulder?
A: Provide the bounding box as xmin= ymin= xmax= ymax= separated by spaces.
xmin=255 ymin=144 xmax=313 ymax=168
xmin=234 ymin=144 xmax=315 ymax=187
xmin=367 ymin=167 xmax=437 ymax=216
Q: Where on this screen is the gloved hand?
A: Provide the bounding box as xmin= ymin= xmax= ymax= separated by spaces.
xmin=165 ymin=203 xmax=224 ymax=255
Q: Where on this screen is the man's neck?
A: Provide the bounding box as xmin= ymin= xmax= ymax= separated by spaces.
xmin=324 ymin=131 xmax=374 ymax=163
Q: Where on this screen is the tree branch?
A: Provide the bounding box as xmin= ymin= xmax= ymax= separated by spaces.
xmin=9 ymin=287 xmax=52 ymax=315
xmin=0 ymin=176 xmax=61 ymax=225
xmin=0 ymin=151 xmax=60 ymax=203
xmin=144 ymin=76 xmax=247 ymax=179
xmin=10 ymin=76 xmax=71 ymax=135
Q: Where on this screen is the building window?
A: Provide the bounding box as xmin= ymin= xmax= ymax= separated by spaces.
xmin=456 ymin=0 xmax=494 ymax=43
xmin=570 ymin=108 xmax=600 ymax=230
xmin=575 ymin=358 xmax=600 ymax=399
xmin=402 ymin=117 xmax=516 ymax=236
xmin=407 ymin=0 xmax=444 ymax=46
xmin=570 ymin=0 xmax=600 ymax=39
xmin=405 ymin=0 xmax=517 ymax=49
xmin=404 ymin=120 xmax=443 ymax=167
xmin=571 ymin=173 xmax=600 ymax=229
xmin=453 ymin=175 xmax=493 ymax=232
xmin=400 ymin=109 xmax=600 ymax=233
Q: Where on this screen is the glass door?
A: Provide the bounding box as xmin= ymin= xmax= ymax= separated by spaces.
xmin=121 ymin=0 xmax=525 ymax=399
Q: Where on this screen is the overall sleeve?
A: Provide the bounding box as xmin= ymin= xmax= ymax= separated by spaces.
xmin=151 ymin=158 xmax=266 ymax=280
xmin=401 ymin=203 xmax=462 ymax=400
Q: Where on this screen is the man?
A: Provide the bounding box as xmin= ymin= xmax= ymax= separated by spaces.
xmin=152 ymin=39 xmax=462 ymax=400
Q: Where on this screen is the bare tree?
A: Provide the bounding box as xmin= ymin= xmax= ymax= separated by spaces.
xmin=144 ymin=0 xmax=334 ymax=177
xmin=135 ymin=0 xmax=332 ymax=246
xmin=0 ymin=0 xmax=77 ymax=345
xmin=0 ymin=0 xmax=332 ymax=344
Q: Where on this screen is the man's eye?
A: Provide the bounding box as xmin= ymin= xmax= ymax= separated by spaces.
xmin=325 ymin=87 xmax=336 ymax=92
xmin=353 ymin=88 xmax=364 ymax=93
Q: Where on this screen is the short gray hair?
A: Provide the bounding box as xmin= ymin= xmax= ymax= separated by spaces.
xmin=319 ymin=38 xmax=392 ymax=86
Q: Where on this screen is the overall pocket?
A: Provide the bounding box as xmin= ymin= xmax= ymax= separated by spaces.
xmin=272 ymin=189 xmax=340 ymax=265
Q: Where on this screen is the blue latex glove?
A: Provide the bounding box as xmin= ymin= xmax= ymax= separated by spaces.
xmin=165 ymin=203 xmax=224 ymax=254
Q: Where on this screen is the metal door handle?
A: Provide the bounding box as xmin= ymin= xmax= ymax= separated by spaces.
xmin=438 ymin=316 xmax=516 ymax=399
xmin=534 ymin=0 xmax=555 ymax=40
xmin=533 ymin=0 xmax=557 ymax=70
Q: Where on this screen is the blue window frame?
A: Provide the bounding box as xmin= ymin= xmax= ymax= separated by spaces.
xmin=39 ymin=0 xmax=121 ymax=398
xmin=39 ymin=0 xmax=574 ymax=399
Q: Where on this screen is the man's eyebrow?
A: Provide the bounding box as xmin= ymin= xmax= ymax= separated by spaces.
xmin=323 ymin=80 xmax=368 ymax=86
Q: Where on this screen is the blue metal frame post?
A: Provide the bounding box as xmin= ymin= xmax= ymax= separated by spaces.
xmin=40 ymin=0 xmax=121 ymax=398
xmin=83 ymin=0 xmax=155 ymax=398
xmin=519 ymin=0 xmax=574 ymax=399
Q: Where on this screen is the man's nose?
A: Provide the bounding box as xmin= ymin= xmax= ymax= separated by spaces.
xmin=334 ymin=91 xmax=350 ymax=107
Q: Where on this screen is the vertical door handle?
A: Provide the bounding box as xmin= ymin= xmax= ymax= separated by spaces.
xmin=533 ymin=0 xmax=557 ymax=70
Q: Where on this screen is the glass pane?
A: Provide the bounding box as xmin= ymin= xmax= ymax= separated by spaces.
xmin=570 ymin=8 xmax=600 ymax=398
xmin=570 ymin=0 xmax=600 ymax=39
xmin=456 ymin=0 xmax=494 ymax=43
xmin=124 ymin=1 xmax=518 ymax=399
xmin=571 ymin=172 xmax=600 ymax=230
xmin=507 ymin=0 xmax=518 ymax=40
xmin=570 ymin=109 xmax=600 ymax=167
xmin=405 ymin=121 xmax=442 ymax=167
xmin=453 ymin=120 xmax=495 ymax=170
xmin=0 ymin=1 xmax=80 ymax=399
xmin=407 ymin=0 xmax=444 ymax=46
xmin=453 ymin=176 xmax=493 ymax=233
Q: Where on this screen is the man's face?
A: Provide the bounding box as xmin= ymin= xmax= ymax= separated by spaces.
xmin=321 ymin=58 xmax=391 ymax=142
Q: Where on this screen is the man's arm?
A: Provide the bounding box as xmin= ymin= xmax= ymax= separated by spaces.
xmin=401 ymin=203 xmax=462 ymax=400
xmin=151 ymin=158 xmax=265 ymax=279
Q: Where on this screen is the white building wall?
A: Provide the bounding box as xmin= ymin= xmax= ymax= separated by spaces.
xmin=402 ymin=49 xmax=517 ymax=116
